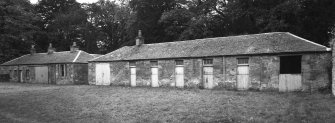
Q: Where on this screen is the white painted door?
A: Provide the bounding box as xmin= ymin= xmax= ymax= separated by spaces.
xmin=175 ymin=66 xmax=184 ymax=88
xmin=130 ymin=67 xmax=136 ymax=87
xmin=237 ymin=65 xmax=249 ymax=90
xmin=35 ymin=66 xmax=48 ymax=84
xmin=279 ymin=74 xmax=302 ymax=92
xmin=19 ymin=70 xmax=23 ymax=83
xmin=95 ymin=63 xmax=110 ymax=85
xmin=151 ymin=67 xmax=159 ymax=87
xmin=203 ymin=66 xmax=214 ymax=89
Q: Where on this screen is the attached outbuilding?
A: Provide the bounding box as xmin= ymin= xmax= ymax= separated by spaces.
xmin=0 ymin=43 xmax=100 ymax=84
xmin=89 ymin=31 xmax=331 ymax=92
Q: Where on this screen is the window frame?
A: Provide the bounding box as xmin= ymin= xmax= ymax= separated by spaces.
xmin=203 ymin=59 xmax=213 ymax=66
xmin=59 ymin=64 xmax=67 ymax=77
xmin=26 ymin=69 xmax=30 ymax=80
xmin=129 ymin=61 xmax=136 ymax=68
xmin=150 ymin=61 xmax=158 ymax=67
xmin=237 ymin=58 xmax=249 ymax=65
xmin=175 ymin=60 xmax=184 ymax=66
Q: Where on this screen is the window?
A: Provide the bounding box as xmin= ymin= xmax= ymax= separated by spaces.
xmin=60 ymin=64 xmax=66 ymax=77
xmin=175 ymin=60 xmax=184 ymax=66
xmin=14 ymin=70 xmax=17 ymax=77
xmin=150 ymin=61 xmax=158 ymax=67
xmin=129 ymin=61 xmax=136 ymax=67
xmin=203 ymin=59 xmax=213 ymax=65
xmin=280 ymin=55 xmax=301 ymax=74
xmin=237 ymin=58 xmax=249 ymax=65
xmin=26 ymin=70 xmax=30 ymax=80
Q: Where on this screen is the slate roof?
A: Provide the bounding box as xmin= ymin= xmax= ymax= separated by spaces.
xmin=2 ymin=50 xmax=99 ymax=66
xmin=91 ymin=32 xmax=330 ymax=62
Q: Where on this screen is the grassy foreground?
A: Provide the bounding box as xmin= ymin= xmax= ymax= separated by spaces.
xmin=0 ymin=83 xmax=335 ymax=123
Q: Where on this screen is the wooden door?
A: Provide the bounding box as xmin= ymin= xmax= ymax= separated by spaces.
xmin=95 ymin=63 xmax=110 ymax=85
xmin=151 ymin=67 xmax=159 ymax=87
xmin=130 ymin=67 xmax=136 ymax=87
xmin=237 ymin=65 xmax=249 ymax=90
xmin=175 ymin=66 xmax=184 ymax=88
xmin=203 ymin=66 xmax=214 ymax=89
xmin=279 ymin=74 xmax=302 ymax=92
xmin=19 ymin=70 xmax=23 ymax=83
xmin=35 ymin=66 xmax=48 ymax=84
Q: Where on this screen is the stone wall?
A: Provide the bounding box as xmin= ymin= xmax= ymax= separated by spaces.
xmin=88 ymin=52 xmax=330 ymax=91
xmin=302 ymin=53 xmax=331 ymax=92
xmin=88 ymin=63 xmax=96 ymax=85
xmin=110 ymin=61 xmax=129 ymax=86
xmin=73 ymin=64 xmax=89 ymax=84
xmin=55 ymin=64 xmax=74 ymax=84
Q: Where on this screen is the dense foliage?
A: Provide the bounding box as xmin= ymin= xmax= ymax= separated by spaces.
xmin=0 ymin=0 xmax=335 ymax=63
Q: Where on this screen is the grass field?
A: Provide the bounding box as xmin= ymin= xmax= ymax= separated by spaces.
xmin=0 ymin=83 xmax=335 ymax=123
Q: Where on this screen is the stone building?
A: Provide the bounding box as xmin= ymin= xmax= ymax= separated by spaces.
xmin=89 ymin=31 xmax=331 ymax=92
xmin=0 ymin=43 xmax=100 ymax=84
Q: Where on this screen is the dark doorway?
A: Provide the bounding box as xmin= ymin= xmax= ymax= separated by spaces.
xmin=280 ymin=55 xmax=301 ymax=74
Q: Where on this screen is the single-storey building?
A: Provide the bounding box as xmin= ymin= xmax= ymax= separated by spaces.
xmin=0 ymin=43 xmax=100 ymax=84
xmin=89 ymin=31 xmax=331 ymax=92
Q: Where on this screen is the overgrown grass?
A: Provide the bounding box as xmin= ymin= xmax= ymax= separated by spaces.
xmin=0 ymin=83 xmax=335 ymax=123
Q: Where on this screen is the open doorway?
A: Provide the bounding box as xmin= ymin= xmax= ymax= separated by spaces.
xmin=279 ymin=55 xmax=302 ymax=92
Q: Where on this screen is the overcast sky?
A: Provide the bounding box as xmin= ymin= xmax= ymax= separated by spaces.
xmin=30 ymin=0 xmax=100 ymax=4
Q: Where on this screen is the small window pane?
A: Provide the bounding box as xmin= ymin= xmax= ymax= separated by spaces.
xmin=203 ymin=59 xmax=213 ymax=65
xmin=129 ymin=61 xmax=136 ymax=67
xmin=60 ymin=64 xmax=66 ymax=77
xmin=175 ymin=60 xmax=184 ymax=65
xmin=237 ymin=58 xmax=249 ymax=65
xmin=26 ymin=70 xmax=30 ymax=79
xmin=151 ymin=61 xmax=158 ymax=66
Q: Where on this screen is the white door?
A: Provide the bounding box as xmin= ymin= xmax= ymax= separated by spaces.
xmin=151 ymin=67 xmax=159 ymax=87
xmin=130 ymin=67 xmax=136 ymax=87
xmin=95 ymin=63 xmax=110 ymax=85
xmin=237 ymin=65 xmax=249 ymax=90
xmin=279 ymin=74 xmax=302 ymax=92
xmin=35 ymin=66 xmax=48 ymax=84
xmin=175 ymin=66 xmax=184 ymax=88
xmin=203 ymin=66 xmax=214 ymax=89
xmin=19 ymin=70 xmax=23 ymax=83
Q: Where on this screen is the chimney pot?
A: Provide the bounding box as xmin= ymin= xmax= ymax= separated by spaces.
xmin=30 ymin=45 xmax=36 ymax=55
xmin=70 ymin=42 xmax=79 ymax=53
xmin=136 ymin=30 xmax=144 ymax=46
xmin=47 ymin=43 xmax=55 ymax=54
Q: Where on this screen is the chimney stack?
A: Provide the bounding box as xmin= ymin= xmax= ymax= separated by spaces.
xmin=47 ymin=43 xmax=55 ymax=54
xmin=70 ymin=42 xmax=79 ymax=53
xmin=136 ymin=30 xmax=144 ymax=46
xmin=30 ymin=45 xmax=36 ymax=55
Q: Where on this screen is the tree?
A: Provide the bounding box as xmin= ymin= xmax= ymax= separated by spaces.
xmin=35 ymin=0 xmax=83 ymax=51
xmin=0 ymin=0 xmax=41 ymax=63
xmin=85 ymin=0 xmax=132 ymax=53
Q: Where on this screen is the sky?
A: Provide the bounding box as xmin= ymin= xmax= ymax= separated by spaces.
xmin=30 ymin=0 xmax=100 ymax=4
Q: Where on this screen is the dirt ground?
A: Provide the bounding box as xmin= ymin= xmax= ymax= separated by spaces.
xmin=0 ymin=82 xmax=335 ymax=123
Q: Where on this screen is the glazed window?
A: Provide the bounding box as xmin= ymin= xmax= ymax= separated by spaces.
xmin=280 ymin=55 xmax=301 ymax=74
xmin=237 ymin=58 xmax=249 ymax=65
xmin=60 ymin=64 xmax=66 ymax=77
xmin=129 ymin=61 xmax=136 ymax=67
xmin=26 ymin=69 xmax=30 ymax=79
xmin=203 ymin=59 xmax=213 ymax=65
xmin=14 ymin=70 xmax=17 ymax=77
xmin=150 ymin=61 xmax=158 ymax=67
xmin=175 ymin=60 xmax=184 ymax=66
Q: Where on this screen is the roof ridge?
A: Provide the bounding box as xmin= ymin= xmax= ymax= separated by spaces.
xmin=72 ymin=50 xmax=82 ymax=62
xmin=1 ymin=54 xmax=29 ymax=65
xmin=286 ymin=32 xmax=328 ymax=48
xmin=140 ymin=32 xmax=287 ymax=46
